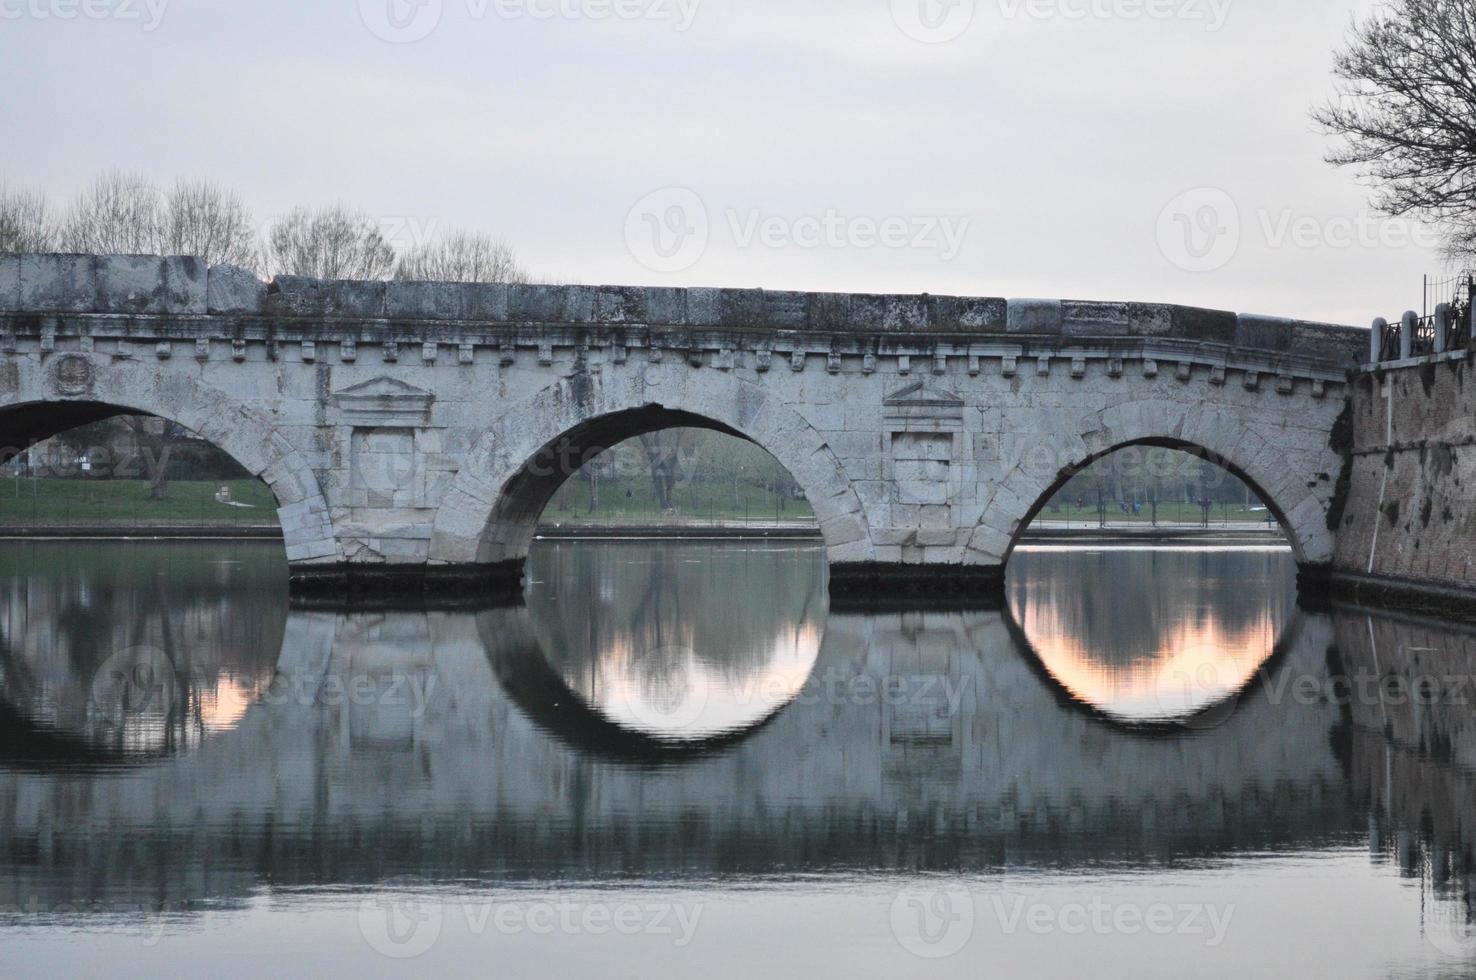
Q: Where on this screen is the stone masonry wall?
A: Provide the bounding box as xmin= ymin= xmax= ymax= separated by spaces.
xmin=1333 ymin=354 xmax=1476 ymax=595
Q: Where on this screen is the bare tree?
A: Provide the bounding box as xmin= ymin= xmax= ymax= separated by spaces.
xmin=0 ymin=182 xmax=57 ymax=252
xmin=162 ymin=178 xmax=259 ymax=268
xmin=637 ymin=431 xmax=689 ymax=513
xmin=394 ymin=229 xmax=529 ymax=283
xmin=265 ymin=204 xmax=396 ymax=280
xmin=1314 ymin=0 xmax=1476 ymax=257
xmin=60 ymin=169 xmax=166 ymax=254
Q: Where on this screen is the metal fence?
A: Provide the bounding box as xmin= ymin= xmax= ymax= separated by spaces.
xmin=1370 ymin=273 xmax=1475 ymax=363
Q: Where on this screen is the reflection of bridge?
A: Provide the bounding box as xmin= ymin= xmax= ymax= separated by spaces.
xmin=0 ymin=254 xmax=1362 ymax=596
xmin=4 ymin=569 xmax=1475 ymax=926
xmin=0 ymin=600 xmax=1365 ymax=907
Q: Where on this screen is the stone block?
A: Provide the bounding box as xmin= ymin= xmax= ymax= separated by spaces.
xmin=386 ymin=281 xmax=507 ymax=321
xmin=719 ymin=288 xmax=766 ymax=328
xmin=1061 ymin=300 xmax=1132 ymax=337
xmin=285 ymin=538 xmax=339 ymax=563
xmin=764 ymin=290 xmax=809 ymax=329
xmin=685 ymin=287 xmax=721 ymax=325
xmin=1288 ymin=322 xmax=1365 ymax=365
xmin=931 ymin=295 xmax=1006 ymax=333
xmin=643 ymin=287 xmax=688 ymax=325
xmin=207 ymin=264 xmax=265 ymax=314
xmin=1169 ymin=304 xmax=1237 ymax=343
xmin=508 ymin=284 xmax=594 ymax=322
xmin=19 ymin=253 xmax=94 ymax=312
xmin=807 ymin=292 xmax=851 ymax=331
xmin=94 ymin=254 xmax=208 ymax=314
xmin=1007 ymin=298 xmax=1063 ymax=334
xmin=593 ymin=285 xmax=649 ymax=323
xmin=267 ymin=276 xmax=387 ymax=318
xmin=882 ymin=295 xmax=930 ymax=332
xmin=0 ymin=253 xmax=18 ymax=309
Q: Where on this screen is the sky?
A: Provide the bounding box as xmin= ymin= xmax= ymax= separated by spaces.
xmin=0 ymin=0 xmax=1449 ymax=324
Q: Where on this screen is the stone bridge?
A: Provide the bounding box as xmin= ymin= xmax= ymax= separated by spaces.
xmin=0 ymin=253 xmax=1365 ymax=597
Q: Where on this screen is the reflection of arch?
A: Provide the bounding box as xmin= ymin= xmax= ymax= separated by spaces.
xmin=972 ymin=400 xmax=1338 ymax=567
xmin=1000 ymin=591 xmax=1311 ymax=734
xmin=430 ymin=367 xmax=870 ymax=567
xmin=476 ymin=607 xmax=786 ymax=764
xmin=0 ymin=354 xmax=336 ymax=563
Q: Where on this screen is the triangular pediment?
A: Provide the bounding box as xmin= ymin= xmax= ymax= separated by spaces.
xmin=884 ymin=380 xmax=964 ymax=409
xmin=334 ymin=376 xmax=436 ymax=427
xmin=334 ymin=377 xmax=434 ymax=402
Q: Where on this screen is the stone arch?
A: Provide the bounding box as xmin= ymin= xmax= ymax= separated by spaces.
xmin=966 ymin=397 xmax=1338 ymax=567
xmin=429 ymin=364 xmax=872 ymax=567
xmin=0 ymin=352 xmax=337 ymax=563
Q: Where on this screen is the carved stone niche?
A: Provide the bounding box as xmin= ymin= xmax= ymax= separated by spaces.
xmin=881 ymin=381 xmax=968 ymax=526
xmin=333 ymin=377 xmax=436 ymax=428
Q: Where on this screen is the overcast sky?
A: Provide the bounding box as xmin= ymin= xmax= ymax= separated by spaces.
xmin=0 ymin=0 xmax=1446 ymax=324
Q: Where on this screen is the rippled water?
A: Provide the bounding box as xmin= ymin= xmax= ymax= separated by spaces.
xmin=2 ymin=538 xmax=1475 ymax=978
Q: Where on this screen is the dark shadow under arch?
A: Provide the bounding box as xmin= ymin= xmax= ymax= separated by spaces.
xmin=0 ymin=400 xmax=148 ymax=466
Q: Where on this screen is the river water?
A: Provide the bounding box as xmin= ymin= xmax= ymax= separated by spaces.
xmin=1 ymin=538 xmax=1474 ymax=978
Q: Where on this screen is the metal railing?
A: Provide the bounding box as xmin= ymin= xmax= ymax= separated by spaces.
xmin=1367 ymin=273 xmax=1475 ymax=365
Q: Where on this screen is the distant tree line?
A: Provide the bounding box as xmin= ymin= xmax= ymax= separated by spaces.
xmin=0 ymin=169 xmax=529 ymax=283
xmin=546 ymin=429 xmax=811 ymax=520
xmin=1043 ymin=447 xmax=1259 ymax=517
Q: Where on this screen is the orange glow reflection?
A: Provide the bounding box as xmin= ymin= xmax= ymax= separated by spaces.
xmin=568 ymin=621 xmax=823 ymax=741
xmin=1022 ymin=606 xmax=1277 ymax=721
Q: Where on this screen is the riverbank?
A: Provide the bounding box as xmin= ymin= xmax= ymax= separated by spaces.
xmin=0 ymin=519 xmax=1288 ymax=545
xmin=535 ymin=520 xmax=823 ymax=540
xmin=0 ymin=524 xmax=282 ymax=540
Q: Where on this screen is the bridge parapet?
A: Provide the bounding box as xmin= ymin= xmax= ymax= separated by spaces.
xmin=1 ymin=253 xmax=1362 ymax=366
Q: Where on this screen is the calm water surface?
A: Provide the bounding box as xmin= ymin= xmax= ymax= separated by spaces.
xmin=1 ymin=538 xmax=1475 ymax=978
